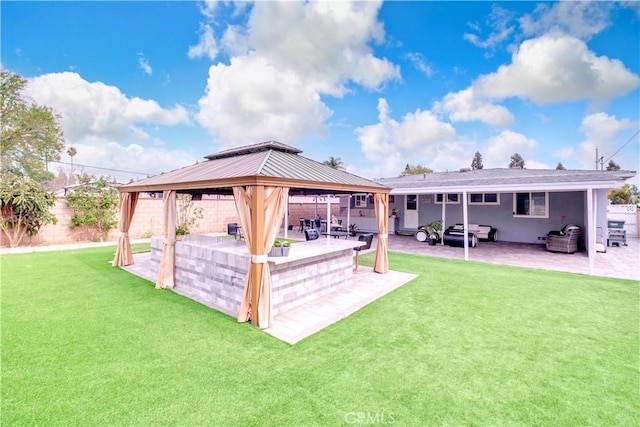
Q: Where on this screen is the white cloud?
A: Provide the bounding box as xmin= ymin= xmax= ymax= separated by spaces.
xmin=578 ymin=112 xmax=638 ymax=170
xmin=463 ymin=5 xmax=516 ymax=51
xmin=433 ymin=87 xmax=513 ymax=127
xmin=196 ymin=0 xmax=400 ymax=147
xmin=61 ymin=138 xmax=196 ymax=183
xmin=188 ymin=23 xmax=219 ymax=60
xmin=474 ymin=32 xmax=639 ymax=104
xmin=196 ymin=55 xmax=332 ymax=146
xmin=519 ymin=1 xmax=613 ymax=40
xmin=405 ymin=52 xmax=432 ymax=77
xmin=25 ymin=72 xmax=190 ymax=142
xmin=484 ymin=130 xmax=538 ymax=169
xmin=137 ymin=53 xmax=152 ymax=75
xmin=355 ymin=98 xmax=473 ymax=177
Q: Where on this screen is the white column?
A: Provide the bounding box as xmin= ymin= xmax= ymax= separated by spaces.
xmin=587 ymin=188 xmax=595 ymax=275
xmin=347 ymin=195 xmax=351 ymax=234
xmin=326 ymin=195 xmax=331 ymax=239
xmin=440 ymin=193 xmax=446 ymax=245
xmin=284 ymin=195 xmax=289 ymax=240
xmin=462 ymin=190 xmax=469 ymax=261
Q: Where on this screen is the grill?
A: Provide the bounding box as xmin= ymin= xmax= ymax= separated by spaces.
xmin=607 ymin=220 xmax=627 ymax=247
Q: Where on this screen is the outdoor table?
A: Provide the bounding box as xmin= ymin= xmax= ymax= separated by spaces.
xmin=321 ymin=231 xmax=349 ymax=239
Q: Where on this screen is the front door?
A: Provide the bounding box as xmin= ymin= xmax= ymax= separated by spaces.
xmin=404 ymin=195 xmax=419 ymax=229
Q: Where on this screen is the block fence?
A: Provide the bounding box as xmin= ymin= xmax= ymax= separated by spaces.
xmin=1 ymin=196 xmax=340 ymax=248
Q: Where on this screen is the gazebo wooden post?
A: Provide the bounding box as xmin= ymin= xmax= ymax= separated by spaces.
xmin=250 ymin=185 xmax=265 ymax=326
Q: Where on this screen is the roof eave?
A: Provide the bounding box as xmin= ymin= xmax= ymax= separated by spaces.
xmin=389 ymin=180 xmax=629 ymax=195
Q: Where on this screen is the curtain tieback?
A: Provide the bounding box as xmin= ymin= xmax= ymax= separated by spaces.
xmin=251 ymin=254 xmax=268 ymax=264
xmin=379 ymin=233 xmax=388 ymax=238
xmin=120 ymin=231 xmax=129 ymax=237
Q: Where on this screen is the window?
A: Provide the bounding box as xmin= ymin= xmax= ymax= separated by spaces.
xmin=435 ymin=193 xmax=459 ymax=204
xmin=354 ymin=194 xmax=367 ymax=208
xmin=513 ymin=192 xmax=548 ymax=218
xmin=469 ymin=193 xmax=500 ymax=205
xmin=406 ymin=195 xmax=417 ymax=210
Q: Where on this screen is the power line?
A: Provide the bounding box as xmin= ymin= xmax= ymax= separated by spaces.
xmin=603 ymin=129 xmax=640 ymax=163
xmin=50 ymin=160 xmax=154 ymax=177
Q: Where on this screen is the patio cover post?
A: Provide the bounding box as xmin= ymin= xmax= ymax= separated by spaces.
xmin=112 ymin=191 xmax=139 ymax=267
xmin=462 ymin=190 xmax=469 ymax=261
xmin=373 ymin=193 xmax=389 ymax=273
xmin=440 ymin=194 xmax=446 ymax=246
xmin=587 ymin=188 xmax=595 ymax=275
xmin=155 ymin=190 xmax=177 ymax=289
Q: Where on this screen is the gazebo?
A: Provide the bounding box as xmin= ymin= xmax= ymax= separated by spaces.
xmin=112 ymin=141 xmax=391 ymax=328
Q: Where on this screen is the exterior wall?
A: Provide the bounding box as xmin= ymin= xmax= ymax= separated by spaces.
xmin=391 ymin=191 xmax=590 ymax=245
xmin=1 ymin=195 xmax=339 ymax=248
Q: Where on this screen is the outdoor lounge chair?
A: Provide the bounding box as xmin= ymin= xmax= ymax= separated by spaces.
xmin=546 ymin=224 xmax=581 ymax=253
xmin=353 ymin=233 xmax=374 ymax=272
xmin=227 ymin=222 xmax=243 ymax=240
xmin=304 ymin=228 xmax=320 ymax=241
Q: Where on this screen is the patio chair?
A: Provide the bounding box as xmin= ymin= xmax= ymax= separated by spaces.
xmin=353 ymin=233 xmax=374 ymax=272
xmin=304 ymin=228 xmax=320 ymax=241
xmin=546 ymin=224 xmax=581 ymax=253
xmin=227 ymin=222 xmax=243 ymax=240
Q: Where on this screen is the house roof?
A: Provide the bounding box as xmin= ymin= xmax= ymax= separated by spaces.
xmin=117 ymin=141 xmax=389 ymax=195
xmin=378 ymin=168 xmax=636 ymax=194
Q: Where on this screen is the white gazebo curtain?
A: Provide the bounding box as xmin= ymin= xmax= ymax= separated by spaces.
xmin=112 ymin=192 xmax=139 ymax=267
xmin=233 ymin=185 xmax=289 ymax=329
xmin=155 ymin=190 xmax=177 ymax=289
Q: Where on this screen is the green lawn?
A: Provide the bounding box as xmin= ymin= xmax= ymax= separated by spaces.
xmin=1 ymin=245 xmax=638 ymax=426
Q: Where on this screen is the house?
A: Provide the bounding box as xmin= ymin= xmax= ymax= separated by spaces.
xmin=376 ymin=168 xmax=636 ymax=274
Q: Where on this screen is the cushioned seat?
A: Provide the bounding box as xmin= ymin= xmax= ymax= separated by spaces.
xmin=353 ymin=233 xmax=374 ymax=271
xmin=546 ymin=224 xmax=581 ymax=253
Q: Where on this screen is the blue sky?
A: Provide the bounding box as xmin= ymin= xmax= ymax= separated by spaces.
xmin=2 ymin=1 xmax=639 ymax=184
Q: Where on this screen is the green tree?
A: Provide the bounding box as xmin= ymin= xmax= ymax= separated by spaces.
xmin=322 ymin=156 xmax=345 ymax=170
xmin=0 ymin=171 xmax=57 ymax=247
xmin=66 ymin=175 xmax=119 ymax=241
xmin=401 ymin=164 xmax=433 ymax=176
xmin=606 ymin=160 xmax=621 ymax=171
xmin=608 ymin=183 xmax=632 ymax=204
xmin=509 ymin=153 xmax=525 ymax=169
xmin=1 ymin=70 xmax=65 ymax=182
xmin=555 ymin=162 xmax=566 ymax=170
xmin=471 ymin=151 xmax=483 ymax=170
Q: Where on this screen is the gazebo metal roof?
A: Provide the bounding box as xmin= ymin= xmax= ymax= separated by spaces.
xmin=117 ymin=141 xmax=389 ymax=195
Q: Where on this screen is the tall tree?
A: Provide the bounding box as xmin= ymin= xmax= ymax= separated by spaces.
xmin=508 ymin=153 xmax=525 ymax=169
xmin=608 ymin=183 xmax=632 ymax=204
xmin=66 ymin=175 xmax=119 ymax=242
xmin=322 ymin=156 xmax=344 ymax=170
xmin=67 ymin=146 xmax=77 ymax=180
xmin=471 ymin=151 xmax=483 ymax=170
xmin=555 ymin=162 xmax=566 ymax=170
xmin=606 ymin=160 xmax=621 ymax=171
xmin=401 ymin=164 xmax=433 ymax=176
xmin=1 ymin=70 xmax=65 ymax=182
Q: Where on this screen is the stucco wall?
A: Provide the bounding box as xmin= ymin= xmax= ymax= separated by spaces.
xmin=1 ymin=196 xmax=340 ymax=248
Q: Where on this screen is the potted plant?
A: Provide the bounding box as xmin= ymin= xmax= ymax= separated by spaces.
xmin=348 ymin=223 xmax=358 ymax=236
xmin=270 ymin=240 xmax=283 ymax=257
xmin=175 ymin=225 xmax=189 ymax=240
xmin=422 ymin=220 xmax=442 ymax=245
xmin=281 ymin=241 xmax=290 ymax=257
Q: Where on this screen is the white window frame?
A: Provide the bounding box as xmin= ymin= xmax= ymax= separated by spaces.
xmin=513 ymin=192 xmax=549 ymax=218
xmin=354 ymin=194 xmax=367 ymax=208
xmin=435 ymin=193 xmax=460 ymax=204
xmin=468 ymin=192 xmax=500 ymax=205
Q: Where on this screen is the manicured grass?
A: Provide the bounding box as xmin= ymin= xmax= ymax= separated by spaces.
xmin=1 ymin=246 xmax=638 ymax=426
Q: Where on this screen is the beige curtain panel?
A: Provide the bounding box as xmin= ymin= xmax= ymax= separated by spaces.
xmin=373 ymin=193 xmax=389 ymax=274
xmin=112 ymin=192 xmax=139 ymax=267
xmin=234 ymin=185 xmax=289 ymax=328
xmin=155 ymin=190 xmax=177 ymax=290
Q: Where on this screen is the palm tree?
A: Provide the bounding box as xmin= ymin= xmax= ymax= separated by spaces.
xmin=322 ymin=156 xmax=344 ymax=170
xmin=67 ymin=146 xmax=77 ymax=184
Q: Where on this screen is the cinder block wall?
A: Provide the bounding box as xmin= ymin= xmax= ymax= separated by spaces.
xmin=1 ymin=197 xmax=339 ymax=248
